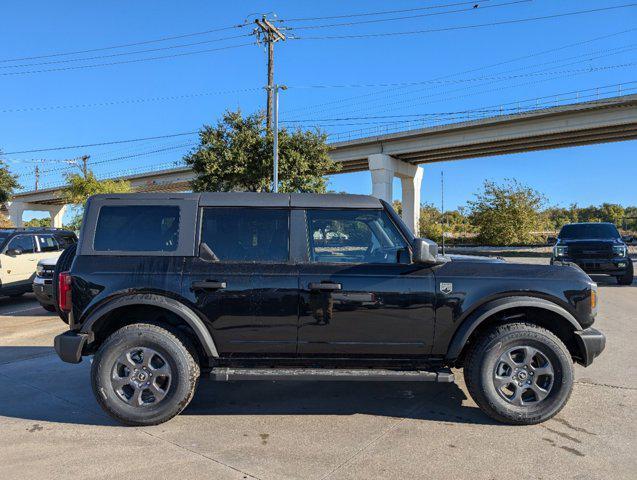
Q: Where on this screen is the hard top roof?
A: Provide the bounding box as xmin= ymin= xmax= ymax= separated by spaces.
xmin=89 ymin=192 xmax=382 ymax=209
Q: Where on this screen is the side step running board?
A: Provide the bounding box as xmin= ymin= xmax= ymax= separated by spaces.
xmin=210 ymin=367 xmax=454 ymax=383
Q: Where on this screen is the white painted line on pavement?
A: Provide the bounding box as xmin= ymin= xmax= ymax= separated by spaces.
xmin=0 ymin=306 xmax=44 ymax=316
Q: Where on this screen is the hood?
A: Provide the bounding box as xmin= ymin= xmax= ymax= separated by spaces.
xmin=445 ymin=254 xmax=505 ymax=263
xmin=38 ymin=257 xmax=59 ymax=267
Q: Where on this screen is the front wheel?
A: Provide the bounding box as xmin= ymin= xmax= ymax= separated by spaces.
xmin=616 ymin=261 xmax=633 ymax=285
xmin=464 ymin=322 xmax=574 ymax=425
xmin=91 ymin=323 xmax=200 ymax=426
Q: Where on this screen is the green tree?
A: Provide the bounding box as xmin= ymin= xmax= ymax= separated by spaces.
xmin=62 ymin=170 xmax=131 ymax=205
xmin=468 ymin=179 xmax=545 ymax=245
xmin=0 ymin=158 xmax=20 ymax=204
xmin=184 ymin=110 xmax=339 ymax=193
xmin=62 ymin=170 xmax=131 ymax=230
xmin=24 ymin=217 xmax=51 ymax=228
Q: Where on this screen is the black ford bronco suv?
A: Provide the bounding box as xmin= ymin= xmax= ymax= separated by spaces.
xmin=549 ymin=222 xmax=634 ymax=285
xmin=54 ymin=193 xmax=605 ymax=426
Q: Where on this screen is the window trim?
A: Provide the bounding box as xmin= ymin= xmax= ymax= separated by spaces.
xmin=300 ymin=207 xmax=411 ymax=266
xmin=78 ymin=198 xmax=198 ymax=257
xmin=197 ymin=206 xmax=292 ymax=264
xmin=35 ymin=233 xmax=59 ymax=253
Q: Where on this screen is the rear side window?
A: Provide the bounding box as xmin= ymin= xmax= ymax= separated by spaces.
xmin=55 ymin=234 xmax=76 ymax=248
xmin=36 ymin=234 xmax=59 ymax=252
xmin=6 ymin=235 xmax=35 ymax=254
xmin=94 ymin=206 xmax=180 ymax=252
xmin=201 ymin=208 xmax=289 ymax=262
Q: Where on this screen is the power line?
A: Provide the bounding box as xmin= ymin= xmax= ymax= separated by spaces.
xmin=0 ymin=87 xmax=262 ymax=114
xmin=281 ymin=28 xmax=637 ymax=115
xmin=0 ymin=23 xmax=250 ymax=63
xmin=2 ymin=131 xmax=199 ymax=155
xmin=292 ymin=4 xmax=637 ymax=40
xmin=0 ymin=42 xmax=255 ymax=77
xmin=284 ymin=0 xmax=531 ymax=31
xmin=0 ymin=33 xmax=252 ymax=70
xmin=278 ymin=0 xmax=495 ymax=22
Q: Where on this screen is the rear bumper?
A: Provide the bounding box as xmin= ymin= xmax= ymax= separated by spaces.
xmin=574 ymin=328 xmax=606 ymax=367
xmin=54 ymin=331 xmax=89 ymax=364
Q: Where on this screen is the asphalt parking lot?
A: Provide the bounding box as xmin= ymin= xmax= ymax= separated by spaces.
xmin=0 ymin=258 xmax=634 ymax=480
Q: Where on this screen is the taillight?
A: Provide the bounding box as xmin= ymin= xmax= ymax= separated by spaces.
xmin=58 ymin=271 xmax=72 ymax=312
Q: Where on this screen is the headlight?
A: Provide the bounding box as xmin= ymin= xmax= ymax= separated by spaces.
xmin=36 ymin=264 xmax=45 ymax=276
xmin=554 ymin=245 xmax=568 ymax=257
xmin=613 ymin=245 xmax=627 ymax=257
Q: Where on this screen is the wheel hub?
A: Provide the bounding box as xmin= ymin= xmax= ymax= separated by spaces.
xmin=111 ymin=347 xmax=172 ymax=407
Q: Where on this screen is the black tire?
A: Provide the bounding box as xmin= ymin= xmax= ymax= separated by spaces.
xmin=616 ymin=260 xmax=633 ymax=285
xmin=91 ymin=323 xmax=200 ymax=426
xmin=53 ymin=243 xmax=77 ymax=324
xmin=41 ymin=304 xmax=56 ymax=312
xmin=463 ymin=322 xmax=574 ymax=425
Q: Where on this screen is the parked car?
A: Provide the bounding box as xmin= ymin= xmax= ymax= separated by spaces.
xmin=0 ymin=227 xmax=77 ymax=299
xmin=54 ymin=193 xmax=605 ymax=426
xmin=33 ymin=257 xmax=58 ymax=312
xmin=549 ymin=222 xmax=634 ymax=285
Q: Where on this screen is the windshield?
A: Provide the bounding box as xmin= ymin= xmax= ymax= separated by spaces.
xmin=559 ymin=224 xmax=620 ymax=240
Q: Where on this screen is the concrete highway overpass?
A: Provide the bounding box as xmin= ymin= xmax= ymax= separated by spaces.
xmin=7 ymin=94 xmax=637 ymax=233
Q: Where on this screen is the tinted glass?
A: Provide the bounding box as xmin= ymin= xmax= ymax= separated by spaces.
xmin=306 ymin=209 xmax=408 ymax=264
xmin=36 ymin=234 xmax=59 ymax=252
xmin=7 ymin=235 xmax=35 ymax=254
xmin=201 ymin=208 xmax=289 ymax=262
xmin=559 ymin=224 xmax=620 ymax=240
xmin=94 ymin=206 xmax=180 ymax=252
xmin=55 ymin=234 xmax=76 ymax=248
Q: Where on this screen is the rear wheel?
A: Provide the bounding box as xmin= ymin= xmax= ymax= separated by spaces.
xmin=616 ymin=260 xmax=633 ymax=285
xmin=40 ymin=304 xmax=56 ymax=312
xmin=91 ymin=323 xmax=200 ymax=426
xmin=464 ymin=322 xmax=573 ymax=425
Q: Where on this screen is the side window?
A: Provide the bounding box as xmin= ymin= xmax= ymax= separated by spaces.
xmin=36 ymin=234 xmax=59 ymax=252
xmin=201 ymin=208 xmax=289 ymax=262
xmin=55 ymin=234 xmax=76 ymax=249
xmin=306 ymin=209 xmax=408 ymax=264
xmin=94 ymin=206 xmax=180 ymax=252
xmin=6 ymin=235 xmax=35 ymax=254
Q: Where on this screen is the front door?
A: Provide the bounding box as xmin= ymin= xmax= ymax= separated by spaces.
xmin=298 ymin=208 xmax=436 ymax=356
xmin=183 ymin=207 xmax=298 ymax=356
xmin=1 ymin=234 xmax=39 ymax=289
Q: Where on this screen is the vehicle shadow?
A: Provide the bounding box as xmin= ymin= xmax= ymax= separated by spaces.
xmin=184 ymin=377 xmax=499 ymax=426
xmin=0 ymin=346 xmax=497 ymax=427
xmin=590 ymin=274 xmax=636 ymax=288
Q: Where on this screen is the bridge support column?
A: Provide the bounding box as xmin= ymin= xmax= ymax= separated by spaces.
xmin=5 ymin=202 xmax=67 ymax=228
xmin=368 ymin=154 xmax=423 ymax=235
xmin=6 ymin=201 xmax=26 ymax=228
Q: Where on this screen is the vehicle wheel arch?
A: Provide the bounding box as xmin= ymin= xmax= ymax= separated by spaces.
xmin=447 ymin=296 xmax=582 ymax=366
xmin=80 ymin=293 xmax=218 ymax=362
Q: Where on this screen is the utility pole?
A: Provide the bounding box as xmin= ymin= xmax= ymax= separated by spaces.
xmin=272 ymin=84 xmax=287 ymax=193
xmin=80 ymin=155 xmax=89 ymax=178
xmin=34 ymin=165 xmax=39 ymax=191
xmin=254 ymin=15 xmax=286 ymax=131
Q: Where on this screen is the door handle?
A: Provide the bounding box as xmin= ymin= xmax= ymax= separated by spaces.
xmin=191 ymin=281 xmax=227 ymax=291
xmin=308 ymin=282 xmax=342 ymax=292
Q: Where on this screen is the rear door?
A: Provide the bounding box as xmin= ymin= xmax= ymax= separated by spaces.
xmin=183 ymin=205 xmax=298 ymax=356
xmin=297 ymin=208 xmax=436 ymax=357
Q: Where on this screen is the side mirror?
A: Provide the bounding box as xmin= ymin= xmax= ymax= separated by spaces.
xmin=547 ymin=236 xmax=557 ymax=245
xmin=411 ymin=238 xmax=439 ymax=264
xmin=622 ymin=235 xmax=634 ymax=244
xmin=7 ymin=248 xmax=22 ymax=256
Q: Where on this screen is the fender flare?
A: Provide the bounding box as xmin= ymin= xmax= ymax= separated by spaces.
xmin=445 ymin=295 xmax=580 ymax=361
xmin=80 ymin=293 xmax=219 ymax=358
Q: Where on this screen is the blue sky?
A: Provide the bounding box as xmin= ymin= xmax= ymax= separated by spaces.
xmin=0 ymin=0 xmax=635 ymax=221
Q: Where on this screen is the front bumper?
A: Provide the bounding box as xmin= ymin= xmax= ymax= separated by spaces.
xmin=552 ymin=257 xmax=631 ymax=275
xmin=32 ymin=276 xmax=54 ymax=306
xmin=574 ymin=328 xmax=606 ymax=367
xmin=54 ymin=331 xmax=89 ymax=364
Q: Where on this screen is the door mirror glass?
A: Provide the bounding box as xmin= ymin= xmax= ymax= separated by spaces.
xmin=547 ymin=236 xmax=557 ymax=245
xmin=411 ymin=238 xmax=439 ymax=264
xmin=622 ymin=235 xmax=634 ymax=244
